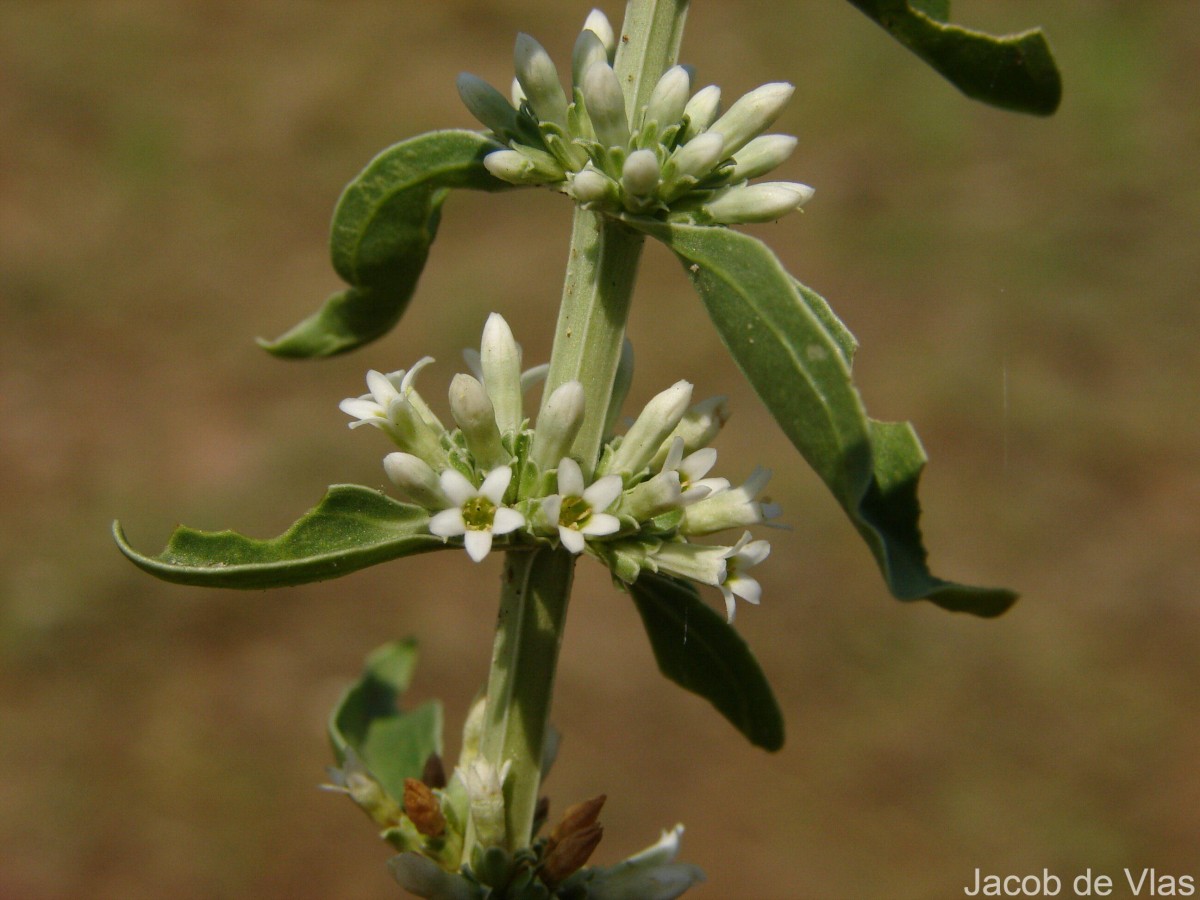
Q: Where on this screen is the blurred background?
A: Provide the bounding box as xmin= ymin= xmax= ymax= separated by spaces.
xmin=2 ymin=1 xmax=1198 ymax=897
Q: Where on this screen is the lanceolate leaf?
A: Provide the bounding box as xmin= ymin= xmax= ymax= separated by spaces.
xmin=330 ymin=639 xmax=442 ymax=803
xmin=113 ymin=484 xmax=444 ymax=589
xmin=845 ymin=0 xmax=1062 ymax=116
xmin=630 ymin=219 xmax=1016 ymax=617
xmin=260 ymin=130 xmax=515 ymax=358
xmin=630 ymin=571 xmax=784 ymax=752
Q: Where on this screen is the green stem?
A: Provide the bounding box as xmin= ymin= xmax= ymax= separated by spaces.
xmin=469 ymin=0 xmax=691 ymax=862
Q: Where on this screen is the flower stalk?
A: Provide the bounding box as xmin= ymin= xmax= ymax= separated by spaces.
xmin=470 ymin=0 xmax=693 ymax=863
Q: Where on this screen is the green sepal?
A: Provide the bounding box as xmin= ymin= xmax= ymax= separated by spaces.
xmin=259 ymin=130 xmax=516 ymax=358
xmin=113 ymin=484 xmax=445 ymax=589
xmin=628 ymin=218 xmax=1016 ymax=618
xmin=329 ymin=639 xmax=443 ymax=811
xmin=629 ymin=571 xmax=784 ymax=752
xmin=845 ymin=0 xmax=1061 ymax=115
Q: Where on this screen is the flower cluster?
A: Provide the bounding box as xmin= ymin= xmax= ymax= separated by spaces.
xmin=341 ymin=313 xmax=779 ymax=622
xmin=456 ymin=8 xmax=813 ymax=225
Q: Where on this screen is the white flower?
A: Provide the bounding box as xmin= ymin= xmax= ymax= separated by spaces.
xmin=428 ymin=466 xmax=525 ymax=562
xmin=659 ymin=436 xmax=728 ymax=505
xmin=579 ymin=824 xmax=705 ymax=899
xmin=679 ymin=466 xmax=781 ymax=536
xmin=340 ymin=360 xmax=447 ymax=467
xmin=649 ymin=540 xmax=728 ymax=587
xmin=542 ymin=457 xmax=622 ymax=554
xmin=719 ymin=532 xmax=771 ymax=622
xmin=456 ymin=757 xmax=513 ymax=849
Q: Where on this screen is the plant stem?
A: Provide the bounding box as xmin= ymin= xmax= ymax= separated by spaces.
xmin=469 ymin=0 xmax=691 ymax=861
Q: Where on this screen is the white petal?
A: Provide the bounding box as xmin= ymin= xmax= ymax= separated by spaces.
xmin=679 ymin=447 xmax=718 ymax=481
xmin=366 ymin=369 xmax=401 ymax=405
xmin=339 ymin=398 xmax=383 ymax=420
xmin=662 ymin=436 xmax=684 ymax=472
xmin=558 ymin=526 xmax=586 ymax=554
xmin=429 ymin=509 xmax=466 ymax=539
xmin=539 ymin=494 xmax=563 ymax=528
xmin=738 ymin=539 xmax=772 ymax=567
xmin=439 ymin=469 xmax=477 ymax=506
xmin=582 ymin=473 xmax=623 ymax=512
xmin=720 ymin=585 xmax=737 ymax=623
xmin=479 ymin=465 xmax=514 ymax=504
xmin=490 ymin=506 xmax=525 ymax=536
xmin=400 ymin=356 xmax=436 ymax=392
xmin=679 ymin=484 xmax=713 ymax=505
xmin=462 ymin=348 xmax=483 ymax=380
xmin=728 ymin=574 xmax=762 ymax=605
xmin=556 ymin=457 xmax=585 ymax=497
xmin=580 ymin=512 xmax=620 ymax=537
xmin=464 ymin=529 xmax=494 ymax=562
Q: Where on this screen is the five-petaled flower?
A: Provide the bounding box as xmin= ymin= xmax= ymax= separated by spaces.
xmin=541 ymin=457 xmax=622 ymax=554
xmin=428 ymin=466 xmax=525 ymax=562
xmin=719 ymin=531 xmax=771 ymax=622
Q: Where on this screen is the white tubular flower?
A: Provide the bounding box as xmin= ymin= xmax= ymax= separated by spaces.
xmin=601 ymin=380 xmax=693 ymax=477
xmin=621 ymin=148 xmax=661 ymax=199
xmin=648 ymin=395 xmax=730 ymax=469
xmin=707 ymin=82 xmax=795 ymax=157
xmin=545 ymin=457 xmax=622 ymax=553
xmin=681 ymin=85 xmax=722 ymax=140
xmin=667 ymin=131 xmax=726 ymax=182
xmin=480 ymin=313 xmax=525 ymax=435
xmin=514 ymin=33 xmax=569 ymax=128
xmin=622 ymin=470 xmax=683 ymax=521
xmin=531 ymin=380 xmax=586 ymax=469
xmin=456 ymin=758 xmax=512 ymax=849
xmin=680 ymin=466 xmax=781 ymax=536
xmin=581 ymin=8 xmax=616 ymax=58
xmin=727 ymin=133 xmax=798 ymax=182
xmin=643 ymin=65 xmax=692 ymax=129
xmin=484 ymin=146 xmax=564 ymax=186
xmin=449 ymin=373 xmax=510 ymax=470
xmin=340 ymin=362 xmax=447 ymax=468
xmin=649 ymin=540 xmax=728 ymax=587
xmin=704 ymin=181 xmax=814 ymax=224
xmin=582 ymin=61 xmax=630 ymax=150
xmin=659 ymin=437 xmax=728 ymax=505
xmin=719 ymin=532 xmax=771 ymax=622
xmin=383 ymin=452 xmax=450 ymax=509
xmin=428 ymin=467 xmax=525 ymax=563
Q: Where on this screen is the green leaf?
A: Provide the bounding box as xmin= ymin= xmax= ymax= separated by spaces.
xmin=330 ymin=638 xmax=442 ymax=802
xmin=846 ymin=0 xmax=1062 ymax=115
xmin=629 ymin=219 xmax=1016 ymax=617
xmin=629 ymin=571 xmax=784 ymax=752
xmin=259 ymin=130 xmax=515 ymax=358
xmin=113 ymin=484 xmax=444 ymax=589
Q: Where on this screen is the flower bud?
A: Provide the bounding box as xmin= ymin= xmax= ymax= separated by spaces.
xmin=643 ymin=65 xmax=691 ymax=128
xmin=582 ymin=8 xmax=616 ymax=58
xmin=727 ymin=133 xmax=798 ymax=181
xmin=483 ymin=147 xmax=563 ymax=185
xmin=622 ymin=471 xmax=683 ymax=521
xmin=650 ymin=540 xmax=728 ymax=586
xmin=621 ymin=148 xmax=661 ymax=198
xmin=514 ymin=33 xmax=569 ymax=129
xmin=384 ymin=452 xmax=450 ymax=509
xmin=704 ymin=181 xmax=814 ymax=224
xmin=572 ymin=28 xmax=609 ymax=90
xmin=480 ymin=313 xmax=524 ymax=434
xmin=649 ymin=395 xmax=730 ymax=468
xmin=457 ymin=758 xmax=511 ymax=849
xmin=708 ymin=82 xmax=794 ymax=156
xmin=569 ymin=167 xmax=618 ymax=205
xmin=582 ymin=61 xmax=630 ymax=149
xmin=403 ymin=778 xmax=447 ymax=837
xmin=602 ymin=380 xmax=693 ymax=477
xmin=449 ymin=373 xmax=510 ymax=470
xmin=532 ymin=380 xmax=586 ymax=469
xmin=457 ymin=73 xmax=522 ymax=140
xmin=681 ymin=85 xmax=721 ymax=140
xmin=668 ymin=131 xmax=726 ymax=181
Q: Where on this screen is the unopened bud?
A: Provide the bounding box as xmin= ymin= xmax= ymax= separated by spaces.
xmin=643 ymin=65 xmax=691 ymax=128
xmin=532 ymin=380 xmax=586 ymax=469
xmin=704 ymin=181 xmax=813 ymax=224
xmin=602 ymin=380 xmax=693 ymax=477
xmin=449 ymin=373 xmax=510 ymax=470
xmin=621 ymin=148 xmax=661 ymax=197
xmin=649 ymin=395 xmax=730 ymax=468
xmin=727 ymin=133 xmax=798 ymax=181
xmin=403 ymin=778 xmax=447 ymax=837
xmin=622 ymin=471 xmax=683 ymax=521
xmin=582 ymin=9 xmax=616 ymax=58
xmin=384 ymin=452 xmax=450 ymax=508
xmin=422 ymin=753 xmax=448 ymax=790
xmin=582 ymin=62 xmax=630 ymax=149
xmin=542 ymin=823 xmax=604 ymax=886
xmin=669 ymin=131 xmax=726 ymax=181
xmin=480 ymin=313 xmax=524 ymax=434
xmin=570 ymin=167 xmax=618 ymax=205
xmin=548 ymin=794 xmax=607 ymax=849
xmin=708 ymin=82 xmax=794 ymax=156
xmin=457 ymin=73 xmax=523 ymax=141
xmin=681 ymin=85 xmax=721 ymax=140
xmin=514 ymin=33 xmax=569 ymax=129
xmin=483 ymin=147 xmax=563 ymax=186
xmin=572 ymin=28 xmax=609 ymax=90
